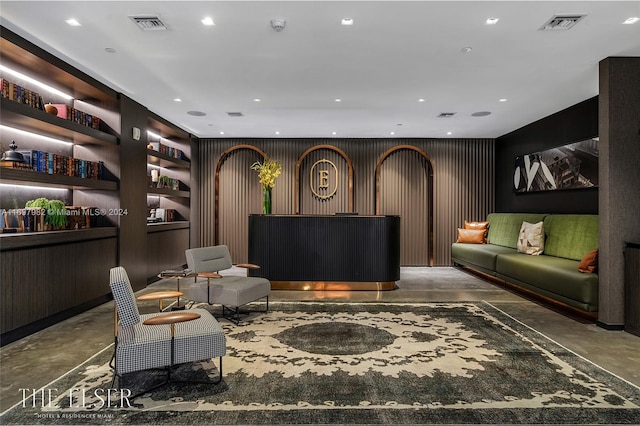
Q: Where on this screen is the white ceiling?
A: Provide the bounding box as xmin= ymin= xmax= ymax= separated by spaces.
xmin=1 ymin=1 xmax=639 ymax=139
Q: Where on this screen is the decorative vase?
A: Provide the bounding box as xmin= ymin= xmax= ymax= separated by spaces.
xmin=44 ymin=104 xmax=58 ymax=115
xmin=263 ymin=187 xmax=272 ymax=215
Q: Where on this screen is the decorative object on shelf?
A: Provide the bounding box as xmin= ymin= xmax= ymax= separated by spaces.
xmin=0 ymin=140 xmax=26 ymax=163
xmin=158 ymin=175 xmax=170 ymax=189
xmin=44 ymin=103 xmax=58 ymax=115
xmin=250 ymin=157 xmax=282 ymax=215
xmin=25 ymin=197 xmax=69 ymax=230
xmin=151 ymin=169 xmax=159 ymax=184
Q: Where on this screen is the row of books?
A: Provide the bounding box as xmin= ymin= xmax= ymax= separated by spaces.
xmin=0 ymin=78 xmax=46 ymax=110
xmin=149 ymin=141 xmax=188 ymax=161
xmin=48 ymin=103 xmax=102 ymax=131
xmin=0 ymin=79 xmax=103 ymax=131
xmin=9 ymin=150 xmax=105 ymax=180
xmin=0 ymin=207 xmax=98 ymax=233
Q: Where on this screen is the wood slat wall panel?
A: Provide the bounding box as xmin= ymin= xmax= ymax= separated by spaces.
xmin=198 ymin=138 xmax=494 ymax=265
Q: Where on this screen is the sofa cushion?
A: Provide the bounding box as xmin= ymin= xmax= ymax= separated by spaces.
xmin=516 ymin=221 xmax=545 ymax=255
xmin=496 ymin=253 xmax=598 ymax=308
xmin=578 ymin=249 xmax=599 ymax=273
xmin=543 ymin=214 xmax=599 ymax=261
xmin=457 ymin=228 xmax=486 ymax=244
xmin=465 ymin=221 xmax=489 ymax=242
xmin=486 ymin=213 xmax=548 ymax=248
xmin=451 ymin=243 xmax=517 ymax=274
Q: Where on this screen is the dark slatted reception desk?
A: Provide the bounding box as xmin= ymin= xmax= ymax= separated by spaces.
xmin=248 ymin=214 xmax=400 ymax=290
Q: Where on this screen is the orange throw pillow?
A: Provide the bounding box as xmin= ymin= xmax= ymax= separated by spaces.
xmin=457 ymin=228 xmax=486 ymax=244
xmin=578 ymin=248 xmax=598 ymax=273
xmin=465 ymin=221 xmax=489 ymax=243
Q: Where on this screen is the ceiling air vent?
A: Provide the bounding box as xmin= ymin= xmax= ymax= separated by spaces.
xmin=437 ymin=112 xmax=456 ymax=118
xmin=226 ymin=112 xmax=244 ymax=117
xmin=539 ymin=14 xmax=586 ymax=31
xmin=129 ymin=15 xmax=169 ymax=31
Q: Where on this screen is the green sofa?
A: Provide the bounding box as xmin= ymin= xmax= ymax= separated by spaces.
xmin=451 ymin=213 xmax=599 ymax=313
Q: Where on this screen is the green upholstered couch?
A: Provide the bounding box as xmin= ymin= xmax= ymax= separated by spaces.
xmin=451 ymin=213 xmax=599 ymax=313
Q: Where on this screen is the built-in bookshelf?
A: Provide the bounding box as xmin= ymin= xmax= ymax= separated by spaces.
xmin=146 ymin=112 xmax=191 ymax=281
xmin=0 ymin=27 xmax=120 ymax=342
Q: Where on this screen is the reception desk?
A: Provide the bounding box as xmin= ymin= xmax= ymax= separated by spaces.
xmin=248 ymin=214 xmax=400 ymax=290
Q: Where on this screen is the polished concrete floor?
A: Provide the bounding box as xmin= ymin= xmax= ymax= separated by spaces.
xmin=2 ymin=267 xmax=640 ymax=414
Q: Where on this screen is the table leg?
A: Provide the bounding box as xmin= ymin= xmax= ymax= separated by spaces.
xmin=171 ymin=277 xmax=186 ymax=311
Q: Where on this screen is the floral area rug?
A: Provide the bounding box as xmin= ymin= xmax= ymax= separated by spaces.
xmin=2 ymin=301 xmax=640 ymax=425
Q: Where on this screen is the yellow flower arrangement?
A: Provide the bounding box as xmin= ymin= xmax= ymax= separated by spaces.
xmin=251 ymin=157 xmax=282 ymax=214
xmin=250 ymin=157 xmax=282 ymax=189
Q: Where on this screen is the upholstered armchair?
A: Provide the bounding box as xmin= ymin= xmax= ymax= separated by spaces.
xmin=109 ymin=266 xmax=226 ymax=397
xmin=185 ymin=245 xmax=271 ymax=324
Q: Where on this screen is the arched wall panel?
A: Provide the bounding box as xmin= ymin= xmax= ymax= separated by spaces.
xmin=296 ymin=146 xmax=353 ymax=215
xmin=378 ymin=149 xmax=430 ymax=265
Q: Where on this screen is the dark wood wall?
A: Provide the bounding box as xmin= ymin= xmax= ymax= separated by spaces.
xmin=495 ymin=97 xmax=599 ymax=214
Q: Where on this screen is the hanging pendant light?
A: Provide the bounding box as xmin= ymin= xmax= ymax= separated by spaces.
xmin=1 ymin=141 xmax=26 ymax=163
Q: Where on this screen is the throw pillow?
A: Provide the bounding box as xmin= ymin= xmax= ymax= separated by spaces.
xmin=578 ymin=248 xmax=598 ymax=273
xmin=457 ymin=228 xmax=486 ymax=244
xmin=465 ymin=221 xmax=489 ymax=243
xmin=516 ymin=221 xmax=545 ymax=255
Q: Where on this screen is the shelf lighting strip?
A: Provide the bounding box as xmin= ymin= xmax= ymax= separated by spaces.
xmin=147 ymin=130 xmax=163 ymax=140
xmin=0 ymin=183 xmax=68 ymax=192
xmin=0 ymin=125 xmax=73 ymax=146
xmin=0 ymin=65 xmax=74 ymax=100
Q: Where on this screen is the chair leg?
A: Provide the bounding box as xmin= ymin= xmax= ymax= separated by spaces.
xmin=126 ymin=343 xmax=224 ymax=401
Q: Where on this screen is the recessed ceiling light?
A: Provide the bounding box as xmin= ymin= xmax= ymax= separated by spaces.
xmin=332 ymin=131 xmax=337 ymax=135
xmin=335 ymin=98 xmax=342 ymax=102
xmin=341 ymin=18 xmax=354 ymax=26
xmin=390 ymin=131 xmax=395 ymax=135
xmin=104 ymin=47 xmax=116 ymax=53
xmin=418 ymin=98 xmax=425 ymax=103
xmin=253 ymin=98 xmax=261 ymax=102
xmin=623 ymin=17 xmax=639 ymax=25
xmin=219 ymin=131 xmax=225 ymax=135
xmin=174 ymin=98 xmax=182 ymax=102
xmin=499 ymin=98 xmax=507 ymax=102
xmin=275 ymin=131 xmax=280 ymax=135
xmin=201 ymin=17 xmax=215 ymax=26
xmin=485 ymin=18 xmax=499 ymax=25
xmin=447 ymin=131 xmax=452 ymax=135
xmin=461 ymin=47 xmax=473 ymax=53
xmin=65 ymin=18 xmax=82 ymax=27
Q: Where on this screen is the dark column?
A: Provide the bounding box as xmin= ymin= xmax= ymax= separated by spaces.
xmin=119 ymin=95 xmax=149 ymax=290
xmin=598 ymin=57 xmax=640 ymax=327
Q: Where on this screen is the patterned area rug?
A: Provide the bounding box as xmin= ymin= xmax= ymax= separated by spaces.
xmin=2 ymin=301 xmax=640 ymax=425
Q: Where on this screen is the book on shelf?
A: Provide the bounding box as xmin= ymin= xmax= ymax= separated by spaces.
xmin=159 ymin=269 xmax=193 ymax=278
xmin=6 ymin=150 xmax=104 ymax=179
xmin=0 ymin=78 xmax=45 ymax=110
xmin=148 ymin=141 xmax=189 ymax=162
xmin=46 ymin=103 xmax=102 ymax=131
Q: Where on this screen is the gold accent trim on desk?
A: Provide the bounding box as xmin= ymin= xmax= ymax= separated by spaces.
xmin=270 ymin=281 xmax=397 ymax=291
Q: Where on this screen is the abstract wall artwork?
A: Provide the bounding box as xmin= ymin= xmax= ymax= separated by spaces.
xmin=514 ymin=138 xmax=599 ymax=193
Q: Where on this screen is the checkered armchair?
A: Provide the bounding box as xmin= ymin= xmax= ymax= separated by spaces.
xmin=109 ymin=266 xmax=226 ymax=393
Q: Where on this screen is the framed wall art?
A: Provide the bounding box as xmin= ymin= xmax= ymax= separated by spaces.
xmin=514 ymin=138 xmax=599 ymax=193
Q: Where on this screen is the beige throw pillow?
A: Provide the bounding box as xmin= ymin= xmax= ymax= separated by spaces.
xmin=517 ymin=221 xmax=545 ymax=255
